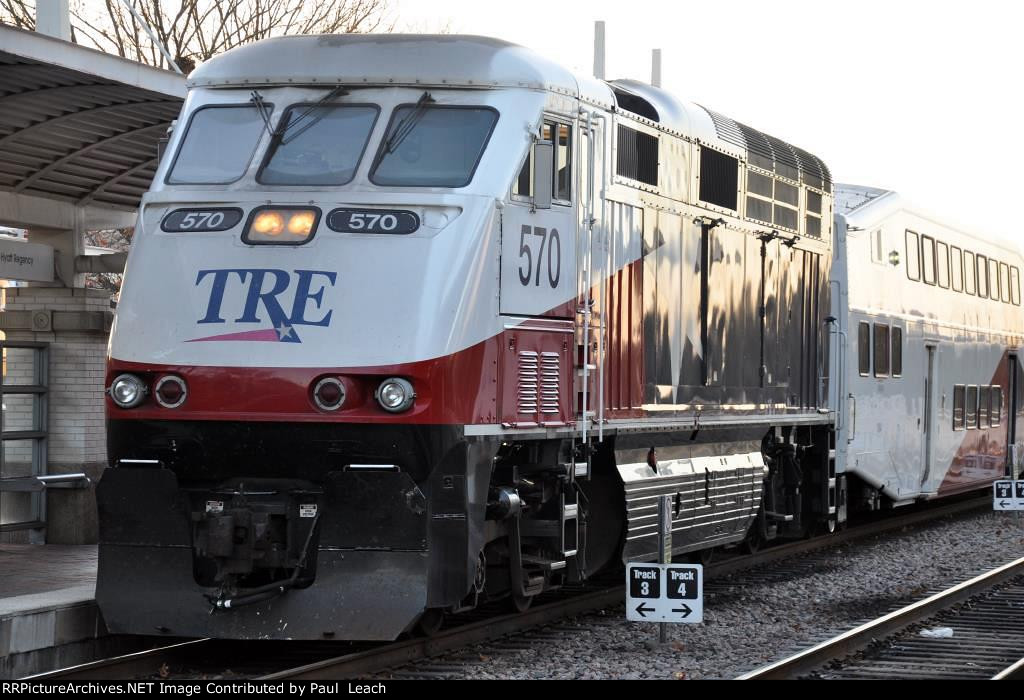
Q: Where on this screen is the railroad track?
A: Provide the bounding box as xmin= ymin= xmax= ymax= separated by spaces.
xmin=738 ymin=556 xmax=1024 ymax=680
xmin=29 ymin=493 xmax=991 ymax=680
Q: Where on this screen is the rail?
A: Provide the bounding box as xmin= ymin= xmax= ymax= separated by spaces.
xmin=737 ymin=555 xmax=1024 ymax=679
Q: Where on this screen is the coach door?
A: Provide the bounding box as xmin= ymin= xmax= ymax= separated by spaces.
xmin=921 ymin=344 xmax=937 ymax=487
xmin=1010 ymin=355 xmax=1021 ymax=476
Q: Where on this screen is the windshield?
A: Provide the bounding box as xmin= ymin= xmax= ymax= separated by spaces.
xmin=371 ymin=106 xmax=498 ymax=187
xmin=258 ymin=105 xmax=379 ymax=186
xmin=167 ymin=105 xmax=265 ymax=184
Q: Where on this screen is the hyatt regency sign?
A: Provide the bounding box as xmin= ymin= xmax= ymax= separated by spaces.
xmin=0 ymin=238 xmax=54 ymax=283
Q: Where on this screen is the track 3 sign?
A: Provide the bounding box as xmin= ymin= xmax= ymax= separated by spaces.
xmin=625 ymin=563 xmax=704 ymax=623
xmin=993 ymin=480 xmax=1024 ymax=511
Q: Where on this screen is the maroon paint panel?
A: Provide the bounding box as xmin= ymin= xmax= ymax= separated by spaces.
xmin=497 ymin=319 xmax=575 ymax=426
xmin=604 ymin=258 xmax=644 ymax=417
xmin=108 ymin=321 xmax=578 ymax=426
xmin=107 ymin=338 xmax=503 ymax=425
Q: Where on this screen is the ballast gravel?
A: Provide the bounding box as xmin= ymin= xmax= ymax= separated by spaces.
xmin=393 ymin=509 xmax=1024 ymax=680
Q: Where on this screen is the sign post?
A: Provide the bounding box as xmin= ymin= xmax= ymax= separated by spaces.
xmin=658 ymin=495 xmax=671 ymax=644
xmin=626 ymin=499 xmax=704 ymax=635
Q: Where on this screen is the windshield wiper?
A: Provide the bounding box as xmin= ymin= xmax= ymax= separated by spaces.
xmin=249 ymin=86 xmax=349 ymax=145
xmin=278 ymin=86 xmax=348 ymax=144
xmin=250 ymin=89 xmax=275 ymax=137
xmin=383 ymin=91 xmax=435 ymax=154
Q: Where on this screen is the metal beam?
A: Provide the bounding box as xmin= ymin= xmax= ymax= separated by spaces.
xmin=0 ymin=25 xmax=186 ymax=99
xmin=15 ymin=122 xmax=168 ymax=193
xmin=77 ymin=157 xmax=159 ymax=206
xmin=0 ymin=189 xmax=135 ymax=229
xmin=0 ymin=99 xmax=178 ymax=150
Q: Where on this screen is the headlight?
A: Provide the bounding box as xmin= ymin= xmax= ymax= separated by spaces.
xmin=375 ymin=377 xmax=415 ymax=413
xmin=244 ymin=207 xmax=319 ymax=244
xmin=109 ymin=374 xmax=147 ymax=409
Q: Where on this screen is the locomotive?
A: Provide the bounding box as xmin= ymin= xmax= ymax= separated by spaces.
xmin=97 ymin=34 xmax=1024 ymax=640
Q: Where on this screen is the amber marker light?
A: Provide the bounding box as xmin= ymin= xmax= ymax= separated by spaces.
xmin=251 ymin=210 xmax=285 ymax=236
xmin=287 ymin=210 xmax=316 ymax=236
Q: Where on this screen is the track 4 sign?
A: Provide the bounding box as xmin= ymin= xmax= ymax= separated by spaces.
xmin=625 ymin=563 xmax=704 ymax=623
xmin=993 ymin=481 xmax=1024 ymax=511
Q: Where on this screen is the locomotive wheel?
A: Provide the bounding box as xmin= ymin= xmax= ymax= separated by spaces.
xmin=510 ymin=592 xmax=534 ymax=613
xmin=414 ymin=608 xmax=445 ymax=637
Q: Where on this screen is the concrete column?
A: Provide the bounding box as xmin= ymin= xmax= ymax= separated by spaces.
xmin=35 ymin=0 xmax=72 ymax=42
xmin=1 ymin=287 xmax=112 ymax=544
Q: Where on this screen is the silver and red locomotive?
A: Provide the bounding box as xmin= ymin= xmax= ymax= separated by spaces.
xmin=99 ymin=34 xmax=1023 ymax=640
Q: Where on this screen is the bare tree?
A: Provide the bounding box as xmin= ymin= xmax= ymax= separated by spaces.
xmin=83 ymin=227 xmax=133 ymax=295
xmin=0 ymin=0 xmax=33 ymax=28
xmin=2 ymin=0 xmax=394 ymax=71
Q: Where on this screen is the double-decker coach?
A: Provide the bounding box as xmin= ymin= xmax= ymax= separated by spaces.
xmin=832 ymin=185 xmax=1024 ymax=508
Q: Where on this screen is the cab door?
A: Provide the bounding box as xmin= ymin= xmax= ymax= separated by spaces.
xmin=499 ymin=116 xmax=577 ymax=319
xmin=498 ymin=114 xmax=578 ymax=427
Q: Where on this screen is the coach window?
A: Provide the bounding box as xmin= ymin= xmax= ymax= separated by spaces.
xmin=989 ymin=258 xmax=1001 ymax=301
xmin=873 ymin=324 xmax=890 ymax=377
xmin=906 ymin=231 xmax=921 ymax=281
xmin=976 ymin=254 xmax=989 ymax=298
xmin=999 ymin=262 xmax=1010 ymax=303
xmin=921 ymin=235 xmax=936 ymax=285
xmin=870 ymin=229 xmax=884 ymax=264
xmin=1011 ymin=266 xmax=1021 ymax=305
xmin=964 ymin=251 xmax=977 ymax=295
xmin=950 ymin=246 xmax=964 ymax=292
xmin=966 ymin=385 xmax=978 ymax=429
xmin=858 ymin=322 xmax=870 ymax=376
xmin=891 ymin=327 xmax=903 ymax=377
xmin=936 ymin=241 xmax=950 ymax=289
xmin=952 ymin=385 xmax=965 ymax=431
xmin=992 ymin=386 xmax=1002 ymax=427
xmin=978 ymin=386 xmax=990 ymax=427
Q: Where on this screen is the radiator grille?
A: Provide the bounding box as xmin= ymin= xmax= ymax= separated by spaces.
xmin=540 ymin=352 xmax=560 ymax=415
xmin=518 ymin=350 xmax=561 ymax=416
xmin=518 ymin=351 xmax=538 ymax=414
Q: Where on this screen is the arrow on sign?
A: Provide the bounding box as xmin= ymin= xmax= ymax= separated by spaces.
xmin=1000 ymin=501 xmax=1012 ymax=508
xmin=672 ymin=604 xmax=693 ymax=618
xmin=635 ymin=603 xmax=655 ymax=618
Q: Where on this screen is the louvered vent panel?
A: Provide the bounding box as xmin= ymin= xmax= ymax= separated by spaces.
xmin=540 ymin=352 xmax=561 ymax=415
xmin=518 ymin=351 xmax=539 ymax=414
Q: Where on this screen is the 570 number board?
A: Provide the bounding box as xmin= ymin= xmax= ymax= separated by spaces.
xmin=327 ymin=209 xmax=419 ymax=235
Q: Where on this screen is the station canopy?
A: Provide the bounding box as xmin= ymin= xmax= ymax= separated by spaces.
xmin=0 ymin=24 xmax=185 ymax=214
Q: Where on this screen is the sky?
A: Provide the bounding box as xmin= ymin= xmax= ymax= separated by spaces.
xmin=394 ymin=0 xmax=1024 ymax=254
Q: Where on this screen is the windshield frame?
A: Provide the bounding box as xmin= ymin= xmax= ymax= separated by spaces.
xmin=255 ymin=102 xmax=381 ymax=187
xmin=165 ymin=103 xmax=269 ymax=186
xmin=369 ymin=104 xmax=499 ymax=189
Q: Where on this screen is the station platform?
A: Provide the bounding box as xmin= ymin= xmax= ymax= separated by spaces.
xmin=0 ymin=544 xmax=109 ymax=679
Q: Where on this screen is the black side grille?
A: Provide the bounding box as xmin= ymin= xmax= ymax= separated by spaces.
xmin=616 ymin=124 xmax=659 ymax=186
xmin=699 ymin=147 xmax=738 ymax=210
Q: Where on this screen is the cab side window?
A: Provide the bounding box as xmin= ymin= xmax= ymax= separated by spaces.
xmin=513 ymin=119 xmax=572 ymax=204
